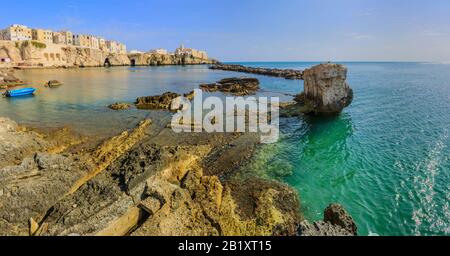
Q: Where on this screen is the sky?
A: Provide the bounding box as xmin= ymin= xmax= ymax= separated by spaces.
xmin=2 ymin=0 xmax=450 ymax=62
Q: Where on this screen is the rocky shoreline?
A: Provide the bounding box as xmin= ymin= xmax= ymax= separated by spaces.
xmin=0 ymin=62 xmax=357 ymax=236
xmin=0 ymin=40 xmax=216 ymax=68
xmin=0 ymin=116 xmax=356 ymax=236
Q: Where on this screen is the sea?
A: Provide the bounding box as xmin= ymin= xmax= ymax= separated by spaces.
xmin=1 ymin=62 xmax=448 ymax=236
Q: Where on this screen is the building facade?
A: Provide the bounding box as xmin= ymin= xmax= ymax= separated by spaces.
xmin=106 ymin=41 xmax=127 ymax=54
xmin=32 ymin=29 xmax=54 ymax=43
xmin=73 ymin=34 xmax=91 ymax=48
xmin=60 ymin=31 xmax=73 ymax=45
xmin=1 ymin=24 xmax=127 ymax=53
xmin=52 ymin=32 xmax=66 ymax=44
xmin=89 ymin=36 xmax=100 ymax=49
xmin=150 ymin=48 xmax=168 ymax=55
xmin=175 ymin=44 xmax=208 ymax=59
xmin=1 ymin=24 xmax=32 ymax=41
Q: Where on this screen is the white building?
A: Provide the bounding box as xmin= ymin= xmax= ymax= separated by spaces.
xmin=0 ymin=24 xmax=32 ymax=41
xmin=150 ymin=48 xmax=168 ymax=55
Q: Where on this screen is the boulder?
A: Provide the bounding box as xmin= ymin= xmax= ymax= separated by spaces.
xmin=302 ymin=63 xmax=353 ymax=115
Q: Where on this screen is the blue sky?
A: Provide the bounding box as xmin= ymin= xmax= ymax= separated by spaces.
xmin=2 ymin=0 xmax=450 ymax=61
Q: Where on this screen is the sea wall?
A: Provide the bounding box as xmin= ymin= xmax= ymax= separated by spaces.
xmin=0 ymin=40 xmax=215 ymax=68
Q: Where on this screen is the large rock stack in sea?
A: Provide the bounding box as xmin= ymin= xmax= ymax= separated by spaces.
xmin=301 ymin=63 xmax=354 ymax=115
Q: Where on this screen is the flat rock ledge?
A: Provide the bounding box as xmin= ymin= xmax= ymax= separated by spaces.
xmin=200 ymin=77 xmax=260 ymax=96
xmin=135 ymin=92 xmax=180 ymax=110
xmin=210 ymin=63 xmax=303 ymax=80
xmin=0 ymin=68 xmax=25 ymax=89
xmin=108 ymin=102 xmax=131 ymax=110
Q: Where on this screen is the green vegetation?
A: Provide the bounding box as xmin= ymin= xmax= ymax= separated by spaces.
xmin=31 ymin=41 xmax=47 ymax=49
xmin=21 ymin=40 xmax=47 ymax=49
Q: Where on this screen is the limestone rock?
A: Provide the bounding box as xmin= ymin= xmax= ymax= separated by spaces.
xmin=46 ymin=80 xmax=63 ymax=88
xmin=135 ymin=92 xmax=180 ymax=110
xmin=324 ymin=204 xmax=357 ymax=235
xmin=302 ymin=63 xmax=353 ymax=115
xmin=210 ymin=63 xmax=303 ymax=80
xmin=108 ymin=102 xmax=131 ymax=110
xmin=297 ymin=204 xmax=357 ymax=236
xmin=200 ymin=77 xmax=260 ymax=96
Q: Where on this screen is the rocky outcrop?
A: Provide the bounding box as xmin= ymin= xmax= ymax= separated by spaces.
xmin=0 ymin=115 xmax=357 ymax=236
xmin=62 ymin=47 xmax=130 ymax=67
xmin=108 ymin=102 xmax=131 ymax=110
xmin=0 ymin=152 xmax=92 ymax=236
xmin=0 ymin=118 xmax=84 ymax=168
xmin=298 ymin=204 xmax=357 ymax=236
xmin=129 ymin=52 xmax=216 ymax=66
xmin=0 ymin=68 xmax=24 ymax=88
xmin=302 ymin=63 xmax=353 ymax=115
xmin=135 ymin=92 xmax=180 ymax=110
xmin=35 ymin=134 xmax=300 ymax=236
xmin=210 ymin=63 xmax=303 ymax=80
xmin=46 ymin=80 xmax=63 ymax=88
xmin=200 ymin=77 xmax=260 ymax=96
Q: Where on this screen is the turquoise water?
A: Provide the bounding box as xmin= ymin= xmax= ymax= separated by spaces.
xmin=1 ymin=62 xmax=449 ymax=235
xmin=242 ymin=62 xmax=450 ymax=236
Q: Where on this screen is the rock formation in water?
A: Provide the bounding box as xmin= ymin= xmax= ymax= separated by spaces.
xmin=200 ymin=77 xmax=260 ymax=96
xmin=301 ymin=63 xmax=353 ymax=115
xmin=298 ymin=204 xmax=357 ymax=236
xmin=128 ymin=52 xmax=216 ymax=66
xmin=210 ymin=63 xmax=303 ymax=80
xmin=135 ymin=92 xmax=181 ymax=110
xmin=108 ymin=103 xmax=131 ymax=110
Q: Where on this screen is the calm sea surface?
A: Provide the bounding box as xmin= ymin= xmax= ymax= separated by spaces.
xmin=1 ymin=62 xmax=449 ymax=235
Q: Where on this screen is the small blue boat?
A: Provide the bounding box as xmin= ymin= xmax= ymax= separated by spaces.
xmin=3 ymin=88 xmax=36 ymax=97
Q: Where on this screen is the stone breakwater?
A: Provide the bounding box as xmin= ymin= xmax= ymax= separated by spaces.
xmin=0 ymin=117 xmax=356 ymax=236
xmin=210 ymin=63 xmax=303 ymax=80
xmin=0 ymin=40 xmax=216 ymax=68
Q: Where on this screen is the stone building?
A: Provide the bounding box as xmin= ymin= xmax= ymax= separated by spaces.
xmin=0 ymin=24 xmax=32 ymax=41
xmin=52 ymin=32 xmax=66 ymax=44
xmin=150 ymin=48 xmax=168 ymax=55
xmin=99 ymin=38 xmax=107 ymax=51
xmin=106 ymin=41 xmax=127 ymax=54
xmin=60 ymin=31 xmax=73 ymax=45
xmin=73 ymin=34 xmax=91 ymax=48
xmin=89 ymin=36 xmax=100 ymax=49
xmin=175 ymin=44 xmax=208 ymax=59
xmin=32 ymin=29 xmax=54 ymax=44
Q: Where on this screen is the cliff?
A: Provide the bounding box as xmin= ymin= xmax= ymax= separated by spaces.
xmin=0 ymin=40 xmax=215 ymax=68
xmin=128 ymin=52 xmax=216 ymax=66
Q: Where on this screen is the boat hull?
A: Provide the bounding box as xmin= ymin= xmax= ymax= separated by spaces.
xmin=4 ymin=88 xmax=36 ymax=97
